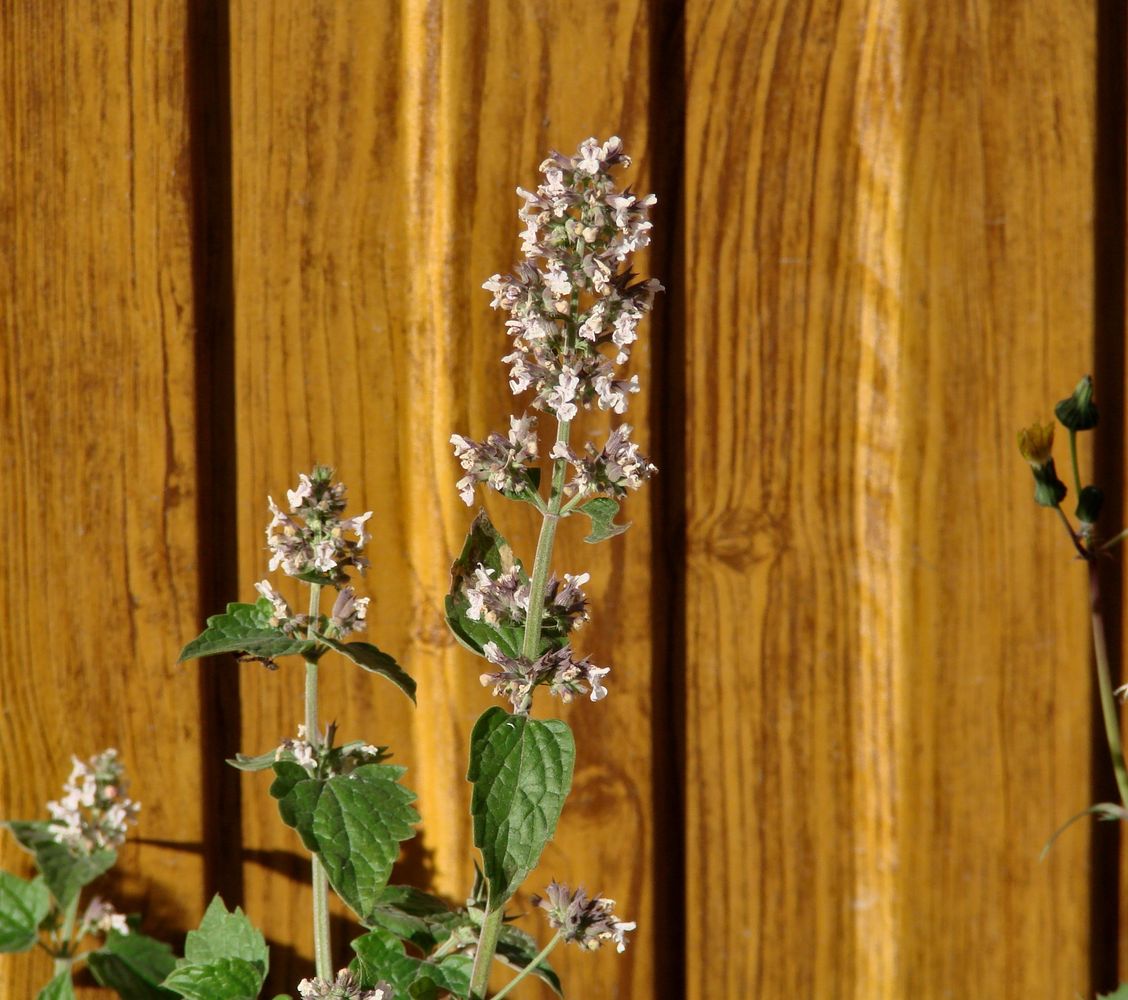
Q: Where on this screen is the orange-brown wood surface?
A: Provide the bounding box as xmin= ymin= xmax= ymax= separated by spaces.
xmin=683 ymin=0 xmax=1097 ymax=996
xmin=0 ymin=1 xmax=209 ymax=996
xmin=0 ymin=1 xmax=1118 ymax=997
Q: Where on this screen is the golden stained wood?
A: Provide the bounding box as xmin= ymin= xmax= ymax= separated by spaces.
xmin=0 ymin=1 xmax=207 ymax=995
xmin=683 ymin=0 xmax=1094 ymax=996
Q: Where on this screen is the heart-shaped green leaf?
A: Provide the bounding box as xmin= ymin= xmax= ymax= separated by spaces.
xmin=576 ymin=496 xmax=630 ymax=543
xmin=6 ymin=821 xmax=116 ymax=908
xmin=0 ymin=871 xmax=50 ymax=953
xmin=467 ymin=707 xmax=575 ymax=906
xmin=312 ymin=766 xmax=419 ymax=923
xmin=87 ymin=931 xmax=179 ymax=998
xmin=178 ymin=600 xmax=316 ymax=664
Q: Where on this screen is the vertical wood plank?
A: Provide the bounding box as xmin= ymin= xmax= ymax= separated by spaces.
xmin=230 ymin=3 xmax=659 ymax=995
xmin=683 ymin=0 xmax=1094 ymax=996
xmin=0 ymin=1 xmax=207 ymax=995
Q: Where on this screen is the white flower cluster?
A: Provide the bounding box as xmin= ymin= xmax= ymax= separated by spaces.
xmin=79 ymin=896 xmax=130 ymax=937
xmin=480 ymin=641 xmax=609 ymax=712
xmin=298 ymin=969 xmax=390 ymax=999
xmin=452 ymin=136 xmax=659 ymax=507
xmin=46 ymin=749 xmax=140 ymax=854
xmin=266 ymin=468 xmax=372 ymax=582
xmin=533 ymin=880 xmax=636 ymax=953
xmin=551 ymin=424 xmax=657 ymax=500
xmin=451 ymin=414 xmax=539 ymax=506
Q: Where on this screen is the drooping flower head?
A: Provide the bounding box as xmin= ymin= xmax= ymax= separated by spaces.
xmin=533 ymin=880 xmax=636 ymax=953
xmin=46 ymin=749 xmax=140 ymax=854
xmin=297 ymin=969 xmax=392 ymax=999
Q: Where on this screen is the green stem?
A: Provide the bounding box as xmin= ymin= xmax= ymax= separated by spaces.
xmin=491 ymin=932 xmax=562 ymax=1000
xmin=1099 ymin=526 xmax=1128 ymax=552
xmin=1088 ymin=561 xmax=1128 ymax=809
xmin=52 ymin=894 xmax=80 ymax=976
xmin=1053 ymin=505 xmax=1088 ymax=560
xmin=304 ymin=582 xmax=333 ymax=981
xmin=1068 ymin=428 xmax=1083 ymax=497
xmin=470 ymin=418 xmax=572 ymax=1000
xmin=469 ymin=888 xmax=505 ymax=1000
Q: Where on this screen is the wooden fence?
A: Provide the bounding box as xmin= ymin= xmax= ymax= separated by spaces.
xmin=0 ymin=1 xmax=1118 ymax=996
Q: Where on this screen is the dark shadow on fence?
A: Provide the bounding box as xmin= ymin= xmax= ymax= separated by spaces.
xmin=649 ymin=3 xmax=688 ymax=999
xmin=1092 ymin=0 xmax=1126 ymax=990
xmin=186 ymin=0 xmax=243 ymax=908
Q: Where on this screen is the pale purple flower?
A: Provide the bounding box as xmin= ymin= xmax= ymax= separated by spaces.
xmin=298 ymin=969 xmax=391 ymax=999
xmin=480 ymin=642 xmax=610 ymax=711
xmin=80 ymin=897 xmax=129 ymax=937
xmin=533 ymin=881 xmax=636 ymax=953
xmin=329 ymin=586 xmax=369 ymax=637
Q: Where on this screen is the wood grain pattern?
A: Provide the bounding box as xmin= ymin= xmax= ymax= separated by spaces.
xmin=0 ymin=1 xmax=207 ymax=995
xmin=0 ymin=2 xmax=1111 ymax=997
xmin=683 ymin=0 xmax=1095 ymax=996
xmin=229 ymin=3 xmax=658 ymax=995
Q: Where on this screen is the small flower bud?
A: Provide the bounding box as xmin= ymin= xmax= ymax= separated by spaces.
xmin=1030 ymin=461 xmax=1068 ymax=508
xmin=1076 ymin=484 xmax=1104 ymax=526
xmin=1054 ymin=375 xmax=1099 ymax=431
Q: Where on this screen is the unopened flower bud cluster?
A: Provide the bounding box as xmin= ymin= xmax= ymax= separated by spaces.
xmin=297 ymin=969 xmax=391 ymax=999
xmin=452 ymin=136 xmax=659 ymax=509
xmin=266 ymin=467 xmax=372 ymax=583
xmin=46 ymin=749 xmax=139 ymax=854
xmin=533 ymin=880 xmax=635 ymax=953
xmin=276 ymin=725 xmax=384 ymax=778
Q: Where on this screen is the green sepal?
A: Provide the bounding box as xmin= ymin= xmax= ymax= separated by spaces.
xmin=1031 ymin=460 xmax=1067 ymax=508
xmin=315 ymin=633 xmax=417 ymax=703
xmin=227 ymin=748 xmax=282 ymax=772
xmin=496 ymin=924 xmax=563 ymax=995
xmin=87 ymin=930 xmax=179 ymax=999
xmin=1077 ymin=485 xmax=1104 ymax=525
xmin=178 ymin=599 xmax=317 ymax=665
xmin=501 ymin=466 xmax=542 ymax=505
xmin=0 ymin=870 xmax=50 ymax=952
xmin=5 ymin=820 xmax=117 ymax=908
xmin=467 ymin=707 xmax=575 ymax=907
xmin=576 ymin=495 xmax=630 ymax=543
xmin=36 ymin=972 xmax=76 ymax=1000
xmin=1055 ymin=374 xmax=1099 ymax=431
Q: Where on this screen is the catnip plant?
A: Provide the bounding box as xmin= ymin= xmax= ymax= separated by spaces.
xmin=0 ymin=750 xmax=183 ymax=999
xmin=0 ymin=136 xmax=657 ymax=1000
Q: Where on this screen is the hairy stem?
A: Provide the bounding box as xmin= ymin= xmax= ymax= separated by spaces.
xmin=491 ymin=931 xmax=563 ymax=1000
xmin=469 ymin=418 xmax=571 ymax=1000
xmin=1088 ymin=562 xmax=1128 ymax=808
xmin=304 ymin=583 xmax=332 ymax=980
xmin=469 ymin=887 xmax=505 ymax=1000
xmin=1068 ymin=428 xmax=1083 ymax=497
xmin=51 ymin=894 xmax=81 ymax=977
